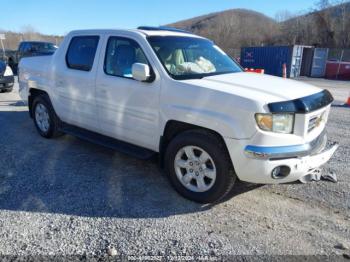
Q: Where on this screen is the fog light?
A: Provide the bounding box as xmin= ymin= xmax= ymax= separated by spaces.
xmin=271 ymin=166 xmax=291 ymax=179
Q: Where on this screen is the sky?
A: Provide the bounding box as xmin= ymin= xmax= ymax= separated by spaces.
xmin=0 ymin=0 xmax=318 ymax=36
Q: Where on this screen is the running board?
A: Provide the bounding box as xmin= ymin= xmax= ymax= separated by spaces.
xmin=60 ymin=123 xmax=156 ymax=160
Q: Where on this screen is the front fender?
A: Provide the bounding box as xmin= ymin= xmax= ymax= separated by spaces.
xmin=160 ymin=103 xmax=256 ymax=139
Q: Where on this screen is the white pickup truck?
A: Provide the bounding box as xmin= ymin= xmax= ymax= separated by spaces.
xmin=18 ymin=27 xmax=338 ymax=203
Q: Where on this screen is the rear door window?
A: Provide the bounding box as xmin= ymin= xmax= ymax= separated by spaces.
xmin=66 ymin=36 xmax=99 ymax=71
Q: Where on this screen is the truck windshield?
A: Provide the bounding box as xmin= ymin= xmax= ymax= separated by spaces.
xmin=147 ymin=36 xmax=242 ymax=80
xmin=29 ymin=43 xmax=57 ymax=53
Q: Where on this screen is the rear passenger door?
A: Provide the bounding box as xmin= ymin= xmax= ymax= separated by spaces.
xmin=95 ymin=35 xmax=160 ymax=151
xmin=54 ymin=35 xmax=101 ymax=131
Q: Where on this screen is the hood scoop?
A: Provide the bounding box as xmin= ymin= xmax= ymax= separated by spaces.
xmin=268 ymin=90 xmax=334 ymax=113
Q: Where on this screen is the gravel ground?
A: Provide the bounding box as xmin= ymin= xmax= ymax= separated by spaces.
xmin=0 ymin=79 xmax=349 ymax=260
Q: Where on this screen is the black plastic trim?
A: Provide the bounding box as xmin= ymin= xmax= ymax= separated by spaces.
xmin=268 ymin=90 xmax=334 ymax=114
xmin=60 ymin=123 xmax=156 ymax=160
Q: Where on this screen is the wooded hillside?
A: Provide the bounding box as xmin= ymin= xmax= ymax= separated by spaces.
xmin=168 ymin=1 xmax=350 ymax=56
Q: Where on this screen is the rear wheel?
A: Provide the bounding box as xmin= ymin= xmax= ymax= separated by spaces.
xmin=32 ymin=95 xmax=62 ymax=138
xmin=165 ymin=130 xmax=236 ymax=203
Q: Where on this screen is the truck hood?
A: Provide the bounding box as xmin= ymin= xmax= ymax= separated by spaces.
xmin=186 ymin=72 xmax=321 ymax=104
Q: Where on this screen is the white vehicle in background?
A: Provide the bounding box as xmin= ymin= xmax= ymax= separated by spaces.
xmin=18 ymin=27 xmax=338 ymax=203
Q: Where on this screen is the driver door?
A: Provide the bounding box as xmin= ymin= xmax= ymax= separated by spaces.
xmin=95 ymin=35 xmax=160 ymax=151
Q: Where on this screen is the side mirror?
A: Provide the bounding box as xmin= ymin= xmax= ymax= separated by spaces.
xmin=132 ymin=63 xmax=151 ymax=82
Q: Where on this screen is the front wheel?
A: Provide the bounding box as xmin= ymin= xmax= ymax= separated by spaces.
xmin=165 ymin=130 xmax=236 ymax=203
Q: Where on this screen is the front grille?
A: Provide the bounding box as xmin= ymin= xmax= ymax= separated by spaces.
xmin=308 ymin=111 xmax=326 ymax=133
xmin=308 ymin=116 xmax=319 ymax=132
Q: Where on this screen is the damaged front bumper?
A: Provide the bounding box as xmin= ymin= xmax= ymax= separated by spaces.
xmin=244 ymin=130 xmax=330 ymax=160
xmin=225 ymin=131 xmax=339 ymax=184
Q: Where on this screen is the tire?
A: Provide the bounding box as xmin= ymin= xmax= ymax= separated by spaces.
xmin=164 ymin=129 xmax=236 ymax=203
xmin=32 ymin=94 xmax=63 ymax=138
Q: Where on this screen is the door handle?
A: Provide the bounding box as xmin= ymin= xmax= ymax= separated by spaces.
xmin=57 ymin=80 xmax=65 ymax=86
xmin=98 ymin=89 xmax=108 ymax=98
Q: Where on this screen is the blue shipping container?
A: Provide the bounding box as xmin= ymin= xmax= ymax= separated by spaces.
xmin=241 ymin=46 xmax=293 ymax=78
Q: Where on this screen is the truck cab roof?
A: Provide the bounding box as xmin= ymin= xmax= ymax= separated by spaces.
xmin=68 ymin=27 xmax=204 ymax=39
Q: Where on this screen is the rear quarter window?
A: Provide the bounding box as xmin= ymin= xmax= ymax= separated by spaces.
xmin=66 ymin=36 xmax=99 ymax=71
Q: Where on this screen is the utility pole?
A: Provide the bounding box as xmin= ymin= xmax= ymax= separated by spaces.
xmin=0 ymin=33 xmax=6 ymax=61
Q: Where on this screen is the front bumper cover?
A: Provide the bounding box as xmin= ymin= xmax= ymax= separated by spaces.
xmin=0 ymin=75 xmax=14 ymax=90
xmin=224 ymin=131 xmax=338 ymax=184
xmin=244 ymin=130 xmax=328 ymax=160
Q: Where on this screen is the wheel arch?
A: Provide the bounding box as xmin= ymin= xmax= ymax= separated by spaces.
xmin=159 ymin=120 xmax=232 ymax=168
xmin=28 ymin=88 xmax=50 ymax=118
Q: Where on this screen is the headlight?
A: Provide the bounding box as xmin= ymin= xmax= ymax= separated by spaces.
xmin=255 ymin=113 xmax=294 ymax=134
xmin=4 ymin=66 xmax=13 ymax=76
